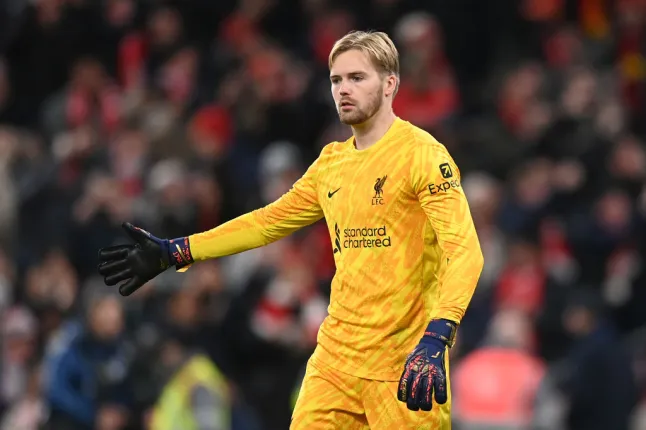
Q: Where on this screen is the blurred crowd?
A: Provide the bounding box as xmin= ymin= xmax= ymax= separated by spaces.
xmin=0 ymin=0 xmax=645 ymax=429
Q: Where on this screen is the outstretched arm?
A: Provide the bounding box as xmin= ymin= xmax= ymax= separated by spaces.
xmin=188 ymin=157 xmax=324 ymax=262
xmin=98 ymin=152 xmax=325 ymax=295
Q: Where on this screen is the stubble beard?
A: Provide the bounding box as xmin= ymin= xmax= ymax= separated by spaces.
xmin=338 ymin=90 xmax=383 ymax=126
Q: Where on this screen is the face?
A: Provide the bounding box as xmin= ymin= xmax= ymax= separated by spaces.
xmin=169 ymin=291 xmax=200 ymax=328
xmin=563 ymin=307 xmax=591 ymax=337
xmin=160 ymin=341 xmax=184 ymax=369
xmin=90 ymin=297 xmax=124 ymax=341
xmin=330 ymin=49 xmax=395 ymax=125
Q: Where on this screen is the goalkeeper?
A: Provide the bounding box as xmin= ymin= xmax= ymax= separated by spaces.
xmin=99 ymin=30 xmax=483 ymax=429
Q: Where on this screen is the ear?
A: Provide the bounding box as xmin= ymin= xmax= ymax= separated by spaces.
xmin=384 ymin=74 xmax=398 ymax=98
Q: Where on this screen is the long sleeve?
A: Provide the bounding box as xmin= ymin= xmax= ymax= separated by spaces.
xmin=189 ymin=155 xmax=324 ymax=261
xmin=410 ymin=140 xmax=484 ymax=323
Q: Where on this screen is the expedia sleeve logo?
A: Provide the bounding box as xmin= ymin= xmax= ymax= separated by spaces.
xmin=333 ymin=224 xmax=392 ymax=252
xmin=439 ymin=163 xmax=453 ymax=179
xmin=428 ymin=179 xmax=461 ymax=195
xmin=428 ymin=163 xmax=460 ymax=194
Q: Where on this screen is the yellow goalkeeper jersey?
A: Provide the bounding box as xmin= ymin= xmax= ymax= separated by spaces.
xmin=189 ymin=117 xmax=483 ymax=380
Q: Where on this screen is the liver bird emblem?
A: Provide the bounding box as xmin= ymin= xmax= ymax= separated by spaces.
xmin=374 ymin=176 xmax=387 ymax=197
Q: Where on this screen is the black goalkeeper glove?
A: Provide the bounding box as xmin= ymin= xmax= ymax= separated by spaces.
xmin=97 ymin=222 xmax=193 ymax=296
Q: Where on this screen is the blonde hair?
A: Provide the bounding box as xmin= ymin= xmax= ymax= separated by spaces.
xmin=329 ymin=30 xmax=400 ymax=93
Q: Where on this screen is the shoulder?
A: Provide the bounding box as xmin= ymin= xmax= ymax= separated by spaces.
xmin=399 ymin=122 xmax=454 ymax=175
xmin=45 ymin=320 xmax=83 ymax=357
xmin=404 ymin=122 xmax=460 ymax=184
xmin=321 ymin=137 xmax=352 ymax=154
xmin=316 ymin=138 xmax=352 ymax=163
xmin=404 ymin=121 xmax=448 ymax=156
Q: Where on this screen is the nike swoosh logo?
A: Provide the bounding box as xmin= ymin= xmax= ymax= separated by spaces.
xmin=328 ymin=188 xmax=341 ymax=198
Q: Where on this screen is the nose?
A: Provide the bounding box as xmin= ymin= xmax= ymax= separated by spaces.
xmin=338 ymin=81 xmax=350 ymax=97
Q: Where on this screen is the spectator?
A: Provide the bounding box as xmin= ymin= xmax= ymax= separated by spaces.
xmin=43 ymin=295 xmax=132 ymax=430
xmin=453 ymin=308 xmax=547 ymax=429
xmin=147 ymin=336 xmax=231 ymax=430
xmin=41 ymin=57 xmax=122 ymax=138
xmin=560 ymin=289 xmax=638 ymax=430
xmin=1 ymin=307 xmax=39 ymax=412
xmin=0 ymin=363 xmax=46 ymax=430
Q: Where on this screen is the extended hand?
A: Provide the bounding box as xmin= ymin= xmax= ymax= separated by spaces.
xmin=98 ymin=223 xmax=175 ymax=296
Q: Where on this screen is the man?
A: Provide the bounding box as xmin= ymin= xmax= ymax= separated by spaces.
xmin=560 ymin=290 xmax=637 ymax=430
xmin=452 ymin=308 xmax=547 ymax=430
xmin=43 ymin=295 xmax=132 ymax=430
xmin=148 ymin=336 xmax=231 ymax=430
xmin=98 ymin=30 xmax=484 ymax=429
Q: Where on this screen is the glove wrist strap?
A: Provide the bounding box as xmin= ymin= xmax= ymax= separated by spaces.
xmin=168 ymin=237 xmax=194 ymax=268
xmin=422 ymin=319 xmax=458 ymax=348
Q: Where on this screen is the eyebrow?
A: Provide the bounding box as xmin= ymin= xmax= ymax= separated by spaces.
xmin=330 ymin=71 xmax=366 ymax=79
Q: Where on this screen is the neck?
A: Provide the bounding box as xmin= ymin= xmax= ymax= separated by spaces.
xmin=352 ymin=107 xmax=396 ymax=150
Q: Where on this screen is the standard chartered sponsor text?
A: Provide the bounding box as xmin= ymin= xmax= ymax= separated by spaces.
xmin=342 ymin=226 xmax=392 ymax=249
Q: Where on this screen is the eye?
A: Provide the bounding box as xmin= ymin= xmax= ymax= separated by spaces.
xmin=351 ymin=76 xmax=363 ymax=82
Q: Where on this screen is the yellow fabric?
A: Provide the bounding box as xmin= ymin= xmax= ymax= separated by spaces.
xmin=190 ymin=117 xmax=483 ymax=380
xmin=291 ymin=357 xmax=452 ymax=429
xmin=150 ymin=355 xmax=230 ymax=430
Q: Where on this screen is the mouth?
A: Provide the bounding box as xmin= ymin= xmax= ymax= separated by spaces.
xmin=340 ymin=101 xmax=355 ymax=110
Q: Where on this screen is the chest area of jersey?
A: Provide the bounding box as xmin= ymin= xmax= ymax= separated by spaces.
xmin=318 ymin=157 xmax=412 ymax=222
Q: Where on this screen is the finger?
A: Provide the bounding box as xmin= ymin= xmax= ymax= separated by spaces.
xmin=418 ymin=377 xmax=433 ymax=412
xmin=432 ymin=366 xmax=448 ymax=405
xmin=405 ymin=356 xmax=423 ymax=411
xmin=122 ymin=222 xmax=150 ymax=244
xmin=105 ymin=268 xmax=134 ymax=286
xmin=119 ymin=276 xmax=143 ymax=297
xmin=98 ymin=259 xmax=129 ymax=276
xmin=98 ymin=245 xmax=130 ymax=262
xmin=406 ymin=390 xmax=420 ymax=411
xmin=397 ymin=363 xmax=413 ymax=402
xmin=409 ymin=371 xmax=424 ymax=410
